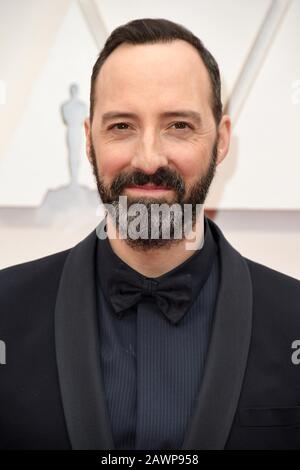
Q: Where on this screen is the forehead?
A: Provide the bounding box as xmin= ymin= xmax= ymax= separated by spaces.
xmin=94 ymin=40 xmax=212 ymax=114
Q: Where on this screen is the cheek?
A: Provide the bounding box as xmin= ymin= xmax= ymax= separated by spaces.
xmin=96 ymin=138 xmax=212 ymax=182
xmin=167 ymin=144 xmax=207 ymax=181
xmin=97 ymin=142 xmax=133 ymax=178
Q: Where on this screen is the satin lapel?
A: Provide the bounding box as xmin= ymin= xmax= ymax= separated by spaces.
xmin=54 ymin=228 xmax=115 ymax=450
xmin=182 ymin=217 xmax=253 ymax=450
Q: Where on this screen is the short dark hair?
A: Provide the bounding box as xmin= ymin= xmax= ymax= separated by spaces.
xmin=90 ymin=18 xmax=222 ymax=124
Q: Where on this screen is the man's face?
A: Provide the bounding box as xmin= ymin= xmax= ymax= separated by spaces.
xmin=85 ymin=39 xmax=230 ymax=248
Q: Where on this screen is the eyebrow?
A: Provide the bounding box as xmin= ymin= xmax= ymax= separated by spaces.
xmin=100 ymin=110 xmax=202 ymax=126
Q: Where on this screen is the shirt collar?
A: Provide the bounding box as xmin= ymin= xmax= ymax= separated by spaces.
xmin=96 ymin=215 xmax=218 ymax=312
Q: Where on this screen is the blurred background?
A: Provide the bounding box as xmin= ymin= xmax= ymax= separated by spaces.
xmin=0 ymin=0 xmax=299 ymax=279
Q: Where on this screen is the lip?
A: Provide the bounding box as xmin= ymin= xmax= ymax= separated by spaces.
xmin=126 ymin=184 xmax=172 ymax=192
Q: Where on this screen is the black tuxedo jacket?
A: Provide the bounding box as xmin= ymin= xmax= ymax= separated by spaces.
xmin=0 ymin=217 xmax=300 ymax=450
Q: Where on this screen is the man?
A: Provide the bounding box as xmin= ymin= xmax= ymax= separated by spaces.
xmin=0 ymin=18 xmax=300 ymax=450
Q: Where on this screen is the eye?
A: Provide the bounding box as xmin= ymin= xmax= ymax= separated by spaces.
xmin=109 ymin=122 xmax=130 ymax=130
xmin=107 ymin=121 xmax=192 ymax=132
xmin=170 ymin=121 xmax=192 ymax=130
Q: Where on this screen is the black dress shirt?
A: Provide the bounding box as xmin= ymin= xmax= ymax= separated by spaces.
xmin=95 ymin=215 xmax=220 ymax=450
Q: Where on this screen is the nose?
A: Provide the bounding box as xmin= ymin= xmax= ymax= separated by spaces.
xmin=130 ymin=130 xmax=168 ymax=174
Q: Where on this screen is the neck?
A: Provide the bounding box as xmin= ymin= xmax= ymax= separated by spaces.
xmin=105 ymin=209 xmax=205 ymax=278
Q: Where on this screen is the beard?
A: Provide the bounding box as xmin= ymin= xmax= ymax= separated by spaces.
xmin=90 ymin=139 xmax=218 ymax=251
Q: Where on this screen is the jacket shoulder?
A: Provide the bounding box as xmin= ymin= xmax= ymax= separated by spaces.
xmin=244 ymin=256 xmax=300 ymax=326
xmin=0 ymin=248 xmax=71 ymax=307
xmin=245 ymin=256 xmax=300 ymax=291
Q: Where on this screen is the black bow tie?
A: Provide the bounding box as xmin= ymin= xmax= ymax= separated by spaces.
xmin=109 ymin=265 xmax=193 ymax=325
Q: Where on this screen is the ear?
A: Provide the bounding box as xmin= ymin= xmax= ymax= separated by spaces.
xmin=216 ymin=114 xmax=231 ymax=165
xmin=84 ymin=117 xmax=92 ymax=164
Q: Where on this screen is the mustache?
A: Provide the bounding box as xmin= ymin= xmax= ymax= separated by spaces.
xmin=110 ymin=167 xmax=185 ymax=196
